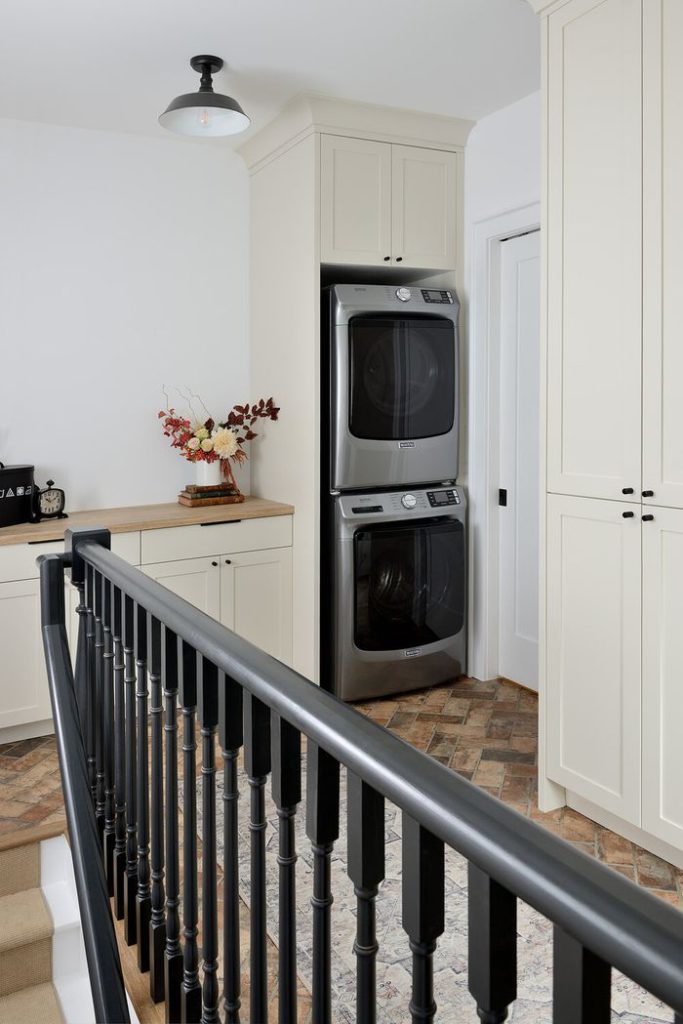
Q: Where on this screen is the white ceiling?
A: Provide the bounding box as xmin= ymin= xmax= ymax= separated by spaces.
xmin=0 ymin=0 xmax=539 ymax=141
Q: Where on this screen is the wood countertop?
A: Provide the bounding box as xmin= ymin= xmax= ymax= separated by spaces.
xmin=0 ymin=496 xmax=294 ymax=547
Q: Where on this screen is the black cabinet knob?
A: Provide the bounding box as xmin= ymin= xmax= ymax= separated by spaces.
xmin=225 ymin=559 xmax=232 ymax=565
xmin=622 ymin=511 xmax=634 ymax=518
xmin=642 ymin=514 xmax=655 ymax=522
xmin=395 ymin=256 xmax=403 ymax=262
xmin=622 ymin=487 xmax=634 ymax=494
xmin=383 ymin=256 xmax=390 ymax=261
xmin=211 ymin=560 xmax=218 ymax=567
xmin=642 ymin=490 xmax=654 ymax=497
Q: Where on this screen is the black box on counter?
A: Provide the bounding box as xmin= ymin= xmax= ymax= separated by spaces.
xmin=0 ymin=464 xmax=35 ymax=527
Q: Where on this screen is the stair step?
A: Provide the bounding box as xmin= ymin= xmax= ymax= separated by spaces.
xmin=0 ymin=842 xmax=40 ymax=898
xmin=0 ymin=981 xmax=64 ymax=1024
xmin=0 ymin=888 xmax=53 ymax=997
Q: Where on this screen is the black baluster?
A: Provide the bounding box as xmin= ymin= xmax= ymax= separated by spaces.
xmin=83 ymin=569 xmax=96 ymax=798
xmin=306 ymin=742 xmax=340 ymax=1024
xmin=402 ymin=816 xmax=444 ymax=1024
xmin=123 ymin=594 xmax=138 ymax=946
xmin=552 ymin=926 xmax=610 ymax=1023
xmin=271 ymin=714 xmax=301 ymax=1024
xmin=244 ymin=694 xmax=271 ymax=1024
xmin=218 ymin=673 xmax=243 ymax=1024
xmin=102 ymin=574 xmax=116 ymax=893
xmin=135 ymin=603 xmax=151 ymax=972
xmin=85 ymin=564 xmax=97 ymax=803
xmin=112 ymin=584 xmax=127 ymax=920
xmin=148 ymin=615 xmax=165 ymax=1003
xmin=163 ymin=628 xmax=183 ymax=1024
xmin=347 ymin=773 xmax=384 ymax=1024
xmin=72 ymin=573 xmax=88 ymax=736
xmin=199 ymin=657 xmax=219 ymax=1024
xmin=180 ymin=641 xmax=202 ymax=1024
xmin=468 ymin=864 xmax=517 ymax=1023
xmin=93 ymin=570 xmax=105 ymax=839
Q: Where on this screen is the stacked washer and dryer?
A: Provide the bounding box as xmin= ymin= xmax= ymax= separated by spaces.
xmin=321 ymin=283 xmax=467 ymax=701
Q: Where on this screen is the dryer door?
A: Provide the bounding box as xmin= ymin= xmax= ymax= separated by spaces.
xmin=353 ymin=517 xmax=465 ymax=652
xmin=349 ymin=316 xmax=456 ymax=441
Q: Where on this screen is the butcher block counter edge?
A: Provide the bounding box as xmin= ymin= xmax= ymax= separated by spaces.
xmin=0 ymin=496 xmax=294 ymax=546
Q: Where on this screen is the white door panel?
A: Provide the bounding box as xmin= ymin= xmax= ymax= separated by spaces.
xmin=546 ymin=494 xmax=641 ymax=824
xmin=140 ymin=557 xmax=220 ymax=619
xmin=391 ymin=145 xmax=457 ymax=270
xmin=320 ymin=135 xmax=392 ymax=266
xmin=499 ymin=231 xmax=541 ymax=690
xmin=221 ymin=549 xmax=293 ymax=664
xmin=642 ymin=507 xmax=683 ymax=847
xmin=546 ymin=0 xmax=642 ymax=500
xmin=643 ymin=0 xmax=683 ymax=509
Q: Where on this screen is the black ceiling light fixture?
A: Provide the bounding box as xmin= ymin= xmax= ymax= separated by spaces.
xmin=159 ymin=55 xmax=250 ymax=137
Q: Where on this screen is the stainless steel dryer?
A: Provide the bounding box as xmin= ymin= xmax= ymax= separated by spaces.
xmin=329 ymin=485 xmax=467 ymax=701
xmin=326 ymin=284 xmax=460 ymax=491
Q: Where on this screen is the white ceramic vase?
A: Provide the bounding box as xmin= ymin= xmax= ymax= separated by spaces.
xmin=195 ymin=460 xmax=223 ymax=488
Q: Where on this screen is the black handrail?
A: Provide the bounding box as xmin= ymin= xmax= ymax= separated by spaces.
xmin=39 ymin=554 xmax=131 ymax=1024
xmin=68 ymin=537 xmax=683 ymax=1014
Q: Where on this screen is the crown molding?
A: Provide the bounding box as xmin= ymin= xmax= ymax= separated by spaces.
xmin=239 ymin=93 xmax=474 ymax=173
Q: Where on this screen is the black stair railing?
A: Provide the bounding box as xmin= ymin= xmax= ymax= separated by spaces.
xmin=39 ymin=526 xmax=683 ymax=1024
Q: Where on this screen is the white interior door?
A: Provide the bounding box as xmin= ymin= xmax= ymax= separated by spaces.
xmin=498 ymin=230 xmax=541 ymax=690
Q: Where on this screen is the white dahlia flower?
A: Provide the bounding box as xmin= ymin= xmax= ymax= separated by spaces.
xmin=213 ymin=427 xmax=238 ymax=459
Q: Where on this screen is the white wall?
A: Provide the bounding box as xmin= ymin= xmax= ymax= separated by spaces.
xmin=465 ymin=90 xmax=540 ymax=226
xmin=0 ymin=118 xmax=249 ymax=510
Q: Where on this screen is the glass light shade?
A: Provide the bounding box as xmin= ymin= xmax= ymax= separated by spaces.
xmin=159 ymin=92 xmax=250 ymax=137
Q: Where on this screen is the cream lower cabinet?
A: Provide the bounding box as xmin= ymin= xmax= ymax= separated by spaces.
xmin=221 ymin=548 xmax=293 ymax=662
xmin=0 ymin=531 xmax=140 ymax=735
xmin=642 ymin=507 xmax=683 ymax=847
xmin=546 ymin=494 xmax=642 ymax=825
xmin=140 ymin=557 xmax=221 ymax=619
xmin=0 ymin=579 xmax=54 ymax=729
xmin=142 ymin=547 xmax=293 ymax=665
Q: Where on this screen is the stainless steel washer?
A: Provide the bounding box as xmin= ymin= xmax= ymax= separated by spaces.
xmin=326 ymin=284 xmax=460 ymax=491
xmin=329 ymin=486 xmax=467 ymax=701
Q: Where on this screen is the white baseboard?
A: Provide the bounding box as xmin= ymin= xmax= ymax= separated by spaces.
xmin=0 ymin=719 xmax=54 ymax=746
xmin=567 ymin=791 xmax=683 ymax=870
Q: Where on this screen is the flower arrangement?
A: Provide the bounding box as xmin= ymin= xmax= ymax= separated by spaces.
xmin=158 ymin=388 xmax=280 ymax=481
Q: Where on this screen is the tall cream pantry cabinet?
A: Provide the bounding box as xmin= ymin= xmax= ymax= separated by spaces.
xmin=532 ymin=0 xmax=683 ymax=865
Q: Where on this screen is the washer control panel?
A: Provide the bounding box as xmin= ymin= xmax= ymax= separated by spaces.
xmin=340 ymin=488 xmax=463 ymax=519
xmin=426 ymin=488 xmax=460 ymax=507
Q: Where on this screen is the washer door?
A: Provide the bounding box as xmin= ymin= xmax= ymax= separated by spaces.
xmin=353 ymin=518 xmax=465 ymax=652
xmin=348 ymin=316 xmax=455 ymax=440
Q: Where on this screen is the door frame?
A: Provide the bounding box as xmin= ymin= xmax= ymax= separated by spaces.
xmin=467 ymin=202 xmax=540 ymax=683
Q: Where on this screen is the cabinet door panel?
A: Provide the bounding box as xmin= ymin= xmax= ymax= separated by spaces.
xmin=221 ymin=549 xmax=292 ymax=664
xmin=140 ymin=558 xmax=220 ymax=619
xmin=391 ymin=145 xmax=457 ymax=270
xmin=320 ymin=135 xmax=391 ymax=266
xmin=0 ymin=579 xmax=52 ymax=728
xmin=546 ymin=494 xmax=641 ymax=823
xmin=643 ymin=0 xmax=683 ymax=508
xmin=546 ymin=0 xmax=642 ymax=500
xmin=642 ymin=507 xmax=683 ymax=847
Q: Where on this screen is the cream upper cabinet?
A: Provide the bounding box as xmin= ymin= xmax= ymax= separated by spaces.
xmin=642 ymin=506 xmax=683 ymax=848
xmin=320 ymin=136 xmax=392 ymax=266
xmin=642 ymin=0 xmax=683 ymax=509
xmin=546 ymin=0 xmax=642 ymax=502
xmin=140 ymin=557 xmax=221 ymax=619
xmin=320 ymin=135 xmax=458 ymax=269
xmin=220 ymin=548 xmax=293 ymax=664
xmin=391 ymin=145 xmax=457 ymax=270
xmin=546 ymin=494 xmax=641 ymax=825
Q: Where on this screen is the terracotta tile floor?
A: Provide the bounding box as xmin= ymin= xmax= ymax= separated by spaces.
xmin=1 ymin=676 xmax=681 ymax=908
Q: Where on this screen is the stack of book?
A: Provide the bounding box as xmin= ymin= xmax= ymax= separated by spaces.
xmin=178 ymin=483 xmax=245 ymax=508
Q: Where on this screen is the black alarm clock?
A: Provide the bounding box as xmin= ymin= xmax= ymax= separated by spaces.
xmin=32 ymin=479 xmax=68 ymax=522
